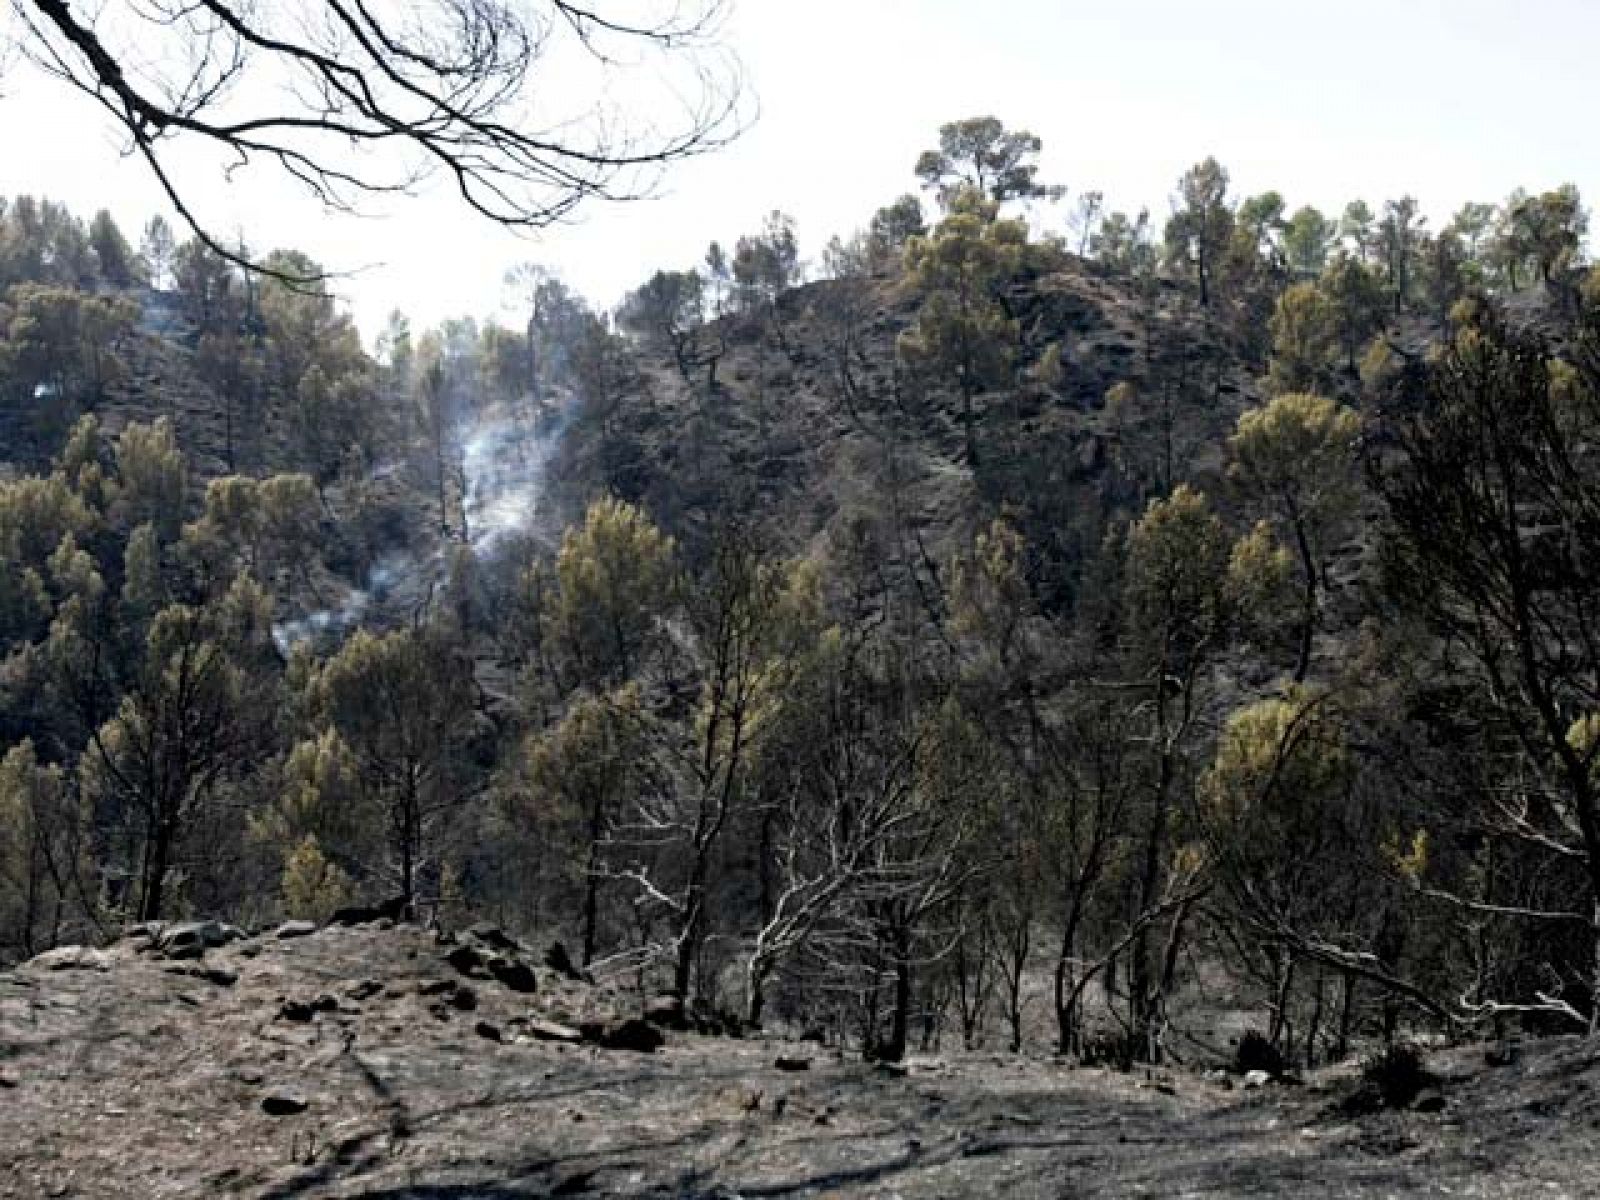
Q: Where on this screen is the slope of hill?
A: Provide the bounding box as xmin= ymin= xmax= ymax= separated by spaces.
xmin=548 ymin=258 xmax=1261 ymax=610
xmin=3 ymin=919 xmax=1598 ymax=1199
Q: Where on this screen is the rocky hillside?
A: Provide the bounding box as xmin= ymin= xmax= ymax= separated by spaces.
xmin=3 ymin=918 xmax=1599 ymax=1198
xmin=550 ymin=259 xmax=1261 ymax=603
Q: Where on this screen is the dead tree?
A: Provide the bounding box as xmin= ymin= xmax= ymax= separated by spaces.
xmin=16 ymin=0 xmax=743 ymax=275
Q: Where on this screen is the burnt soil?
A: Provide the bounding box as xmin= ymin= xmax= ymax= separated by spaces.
xmin=4 ymin=923 xmax=1600 ymax=1198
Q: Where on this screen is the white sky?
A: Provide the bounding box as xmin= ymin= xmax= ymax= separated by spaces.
xmin=1 ymin=0 xmax=1596 ymax=343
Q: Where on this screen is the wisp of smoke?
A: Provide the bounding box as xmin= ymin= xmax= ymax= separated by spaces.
xmin=269 ymin=553 xmax=409 ymax=655
xmin=460 ymin=413 xmax=562 ymax=555
xmin=270 ymin=407 xmax=564 ymax=653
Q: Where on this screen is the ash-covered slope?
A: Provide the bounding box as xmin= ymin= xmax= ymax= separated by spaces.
xmin=4 ymin=919 xmax=1600 ymax=1198
xmin=548 ymin=259 xmax=1261 ymax=606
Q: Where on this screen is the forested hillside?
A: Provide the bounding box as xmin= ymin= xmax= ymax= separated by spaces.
xmin=4 ymin=119 xmax=1600 ymax=1071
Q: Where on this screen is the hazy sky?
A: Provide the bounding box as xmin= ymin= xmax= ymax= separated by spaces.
xmin=2 ymin=0 xmax=1595 ymax=342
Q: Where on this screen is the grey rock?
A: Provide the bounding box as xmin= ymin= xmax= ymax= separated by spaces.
xmin=545 ymin=941 xmax=586 ymax=981
xmin=1486 ymin=1040 xmax=1521 ymax=1067
xmin=165 ymin=964 xmax=239 ymax=987
xmin=274 ymin=921 xmax=318 ymax=940
xmin=261 ymin=1089 xmax=309 ymax=1116
xmin=1411 ymin=1088 xmax=1447 ymax=1113
xmin=486 ymin=955 xmax=538 ymax=994
xmin=444 ymin=944 xmax=486 ymax=977
xmin=468 ymin=924 xmax=522 ymax=954
xmin=594 ymin=1017 xmax=665 ymax=1053
xmin=26 ymin=946 xmax=111 ymax=972
xmin=121 ymin=922 xmax=166 ymax=946
xmin=158 ymin=921 xmax=243 ymax=959
xmin=278 ymin=994 xmax=338 ymax=1022
xmin=644 ymin=993 xmax=688 ymax=1031
xmin=524 ymin=1017 xmax=584 ymax=1044
xmin=328 ymin=895 xmax=407 ymax=926
xmin=1242 ymin=1069 xmax=1272 ymax=1089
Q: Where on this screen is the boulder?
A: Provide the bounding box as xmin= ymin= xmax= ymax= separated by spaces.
xmin=274 ymin=921 xmax=318 ymax=940
xmin=1411 ymin=1088 xmax=1447 ymax=1113
xmin=1242 ymin=1069 xmax=1272 ymax=1090
xmin=26 ymin=946 xmax=111 ymax=972
xmin=486 ymin=956 xmax=538 ymax=994
xmin=419 ymin=979 xmax=477 ymax=1011
xmin=595 ymin=1018 xmax=665 ymax=1054
xmin=328 ymin=895 xmax=408 ymax=927
xmin=120 ymin=922 xmax=166 ymax=947
xmin=444 ymin=944 xmax=487 ymax=978
xmin=157 ymin=921 xmax=243 ymax=960
xmin=261 ymin=1089 xmax=309 ymax=1116
xmin=1486 ymin=1040 xmax=1521 ymax=1068
xmin=524 ymin=1017 xmax=584 ymax=1044
xmin=643 ymin=993 xmax=689 ymax=1031
xmin=278 ymin=994 xmax=338 ymax=1022
xmin=165 ymin=964 xmax=239 ymax=987
xmin=468 ymin=924 xmax=522 ymax=954
xmin=545 ymin=941 xmax=587 ymax=982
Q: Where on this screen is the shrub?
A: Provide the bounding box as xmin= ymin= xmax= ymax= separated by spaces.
xmin=1342 ymin=1041 xmax=1431 ymax=1113
xmin=1234 ymin=1029 xmax=1286 ymax=1076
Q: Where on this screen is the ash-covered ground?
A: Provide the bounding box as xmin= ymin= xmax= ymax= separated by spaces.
xmin=4 ymin=920 xmax=1599 ymax=1199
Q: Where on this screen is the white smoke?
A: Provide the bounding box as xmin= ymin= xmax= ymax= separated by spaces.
xmin=269 ymin=553 xmax=408 ymax=655
xmin=271 ymin=405 xmax=564 ymax=654
xmin=460 ymin=413 xmax=561 ymax=555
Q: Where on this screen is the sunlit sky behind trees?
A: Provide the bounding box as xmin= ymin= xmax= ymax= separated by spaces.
xmin=2 ymin=0 xmax=1595 ymax=341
